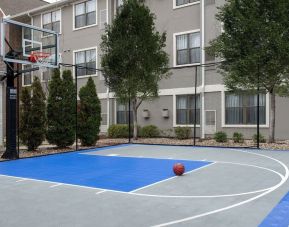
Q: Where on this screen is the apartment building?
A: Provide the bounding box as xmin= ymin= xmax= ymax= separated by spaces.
xmin=0 ymin=0 xmax=48 ymax=146
xmin=8 ymin=0 xmax=289 ymax=140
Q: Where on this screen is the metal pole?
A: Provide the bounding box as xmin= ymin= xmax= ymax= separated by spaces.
xmin=257 ymin=64 xmax=260 ymax=149
xmin=75 ymin=65 xmax=78 ymax=151
xmin=17 ymin=65 xmax=20 ymax=157
xmin=194 ymin=66 xmax=198 ymax=146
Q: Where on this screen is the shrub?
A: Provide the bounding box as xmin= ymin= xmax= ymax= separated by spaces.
xmin=19 ymin=78 xmax=46 ymax=151
xmin=47 ymin=69 xmax=76 ymax=148
xmin=253 ymin=134 xmax=266 ymax=143
xmin=175 ymin=127 xmax=191 ymax=140
xmin=108 ymin=124 xmax=129 ymax=138
xmin=140 ymin=125 xmax=160 ymax=138
xmin=78 ymin=77 xmax=101 ymax=146
xmin=233 ymin=132 xmax=244 ymax=143
xmin=214 ymin=131 xmax=228 ymax=143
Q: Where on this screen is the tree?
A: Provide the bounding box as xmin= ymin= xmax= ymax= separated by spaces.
xmin=101 ymin=0 xmax=170 ymax=139
xmin=19 ymin=87 xmax=32 ymax=149
xmin=19 ymin=77 xmax=46 ymax=151
xmin=78 ymin=77 xmax=101 ymax=146
xmin=208 ymin=0 xmax=289 ymax=143
xmin=47 ymin=69 xmax=76 ymax=147
xmin=62 ymin=70 xmax=76 ymax=146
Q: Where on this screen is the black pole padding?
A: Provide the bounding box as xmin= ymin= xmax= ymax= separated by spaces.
xmin=1 ymin=61 xmax=18 ymax=159
xmin=194 ymin=66 xmax=198 ymax=146
xmin=75 ymin=65 xmax=78 ymax=151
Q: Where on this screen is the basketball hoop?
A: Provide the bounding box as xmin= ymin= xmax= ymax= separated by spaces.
xmin=28 ymin=51 xmax=52 ymax=73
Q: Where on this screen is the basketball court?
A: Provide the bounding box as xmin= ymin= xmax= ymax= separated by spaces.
xmin=0 ymin=144 xmax=288 ymax=227
xmin=1 ymin=15 xmax=289 ymax=227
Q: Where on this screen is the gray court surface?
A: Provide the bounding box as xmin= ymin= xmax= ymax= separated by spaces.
xmin=0 ymin=144 xmax=289 ymax=227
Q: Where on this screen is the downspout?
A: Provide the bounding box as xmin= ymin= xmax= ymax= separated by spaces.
xmin=201 ymin=0 xmax=205 ymax=139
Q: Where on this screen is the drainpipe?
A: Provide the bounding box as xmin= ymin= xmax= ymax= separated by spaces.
xmin=201 ymin=0 xmax=206 ymax=139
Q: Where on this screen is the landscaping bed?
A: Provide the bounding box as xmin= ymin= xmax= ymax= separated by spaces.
xmin=0 ymin=139 xmax=126 ymax=162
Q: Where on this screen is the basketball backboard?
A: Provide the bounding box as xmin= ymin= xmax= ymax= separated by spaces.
xmin=0 ymin=18 xmax=59 ymax=68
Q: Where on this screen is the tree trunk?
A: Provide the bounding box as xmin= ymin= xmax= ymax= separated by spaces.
xmin=132 ymin=98 xmax=138 ymax=140
xmin=269 ymin=92 xmax=276 ymax=143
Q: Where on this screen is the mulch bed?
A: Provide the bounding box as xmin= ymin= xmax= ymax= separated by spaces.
xmin=1 ymin=138 xmax=289 ymax=161
xmin=0 ymin=139 xmax=126 ymax=162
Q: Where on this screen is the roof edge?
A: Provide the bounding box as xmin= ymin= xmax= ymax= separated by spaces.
xmin=9 ymin=0 xmax=72 ymax=19
xmin=0 ymin=7 xmax=6 ymax=16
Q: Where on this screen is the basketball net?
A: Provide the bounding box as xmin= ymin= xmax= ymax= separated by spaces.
xmin=28 ymin=51 xmax=51 ymax=74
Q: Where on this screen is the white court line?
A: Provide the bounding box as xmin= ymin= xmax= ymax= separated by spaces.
xmin=95 ymin=191 xmax=106 ymax=195
xmin=107 ymin=154 xmax=119 ymax=156
xmin=151 ymin=149 xmax=289 ymax=227
xmin=15 ymin=179 xmax=27 ymax=183
xmin=50 ymin=183 xmax=63 ymax=188
xmin=130 ymin=163 xmax=216 ymax=193
xmin=0 ymin=174 xmax=126 ymax=194
xmin=130 ymin=161 xmax=283 ymax=198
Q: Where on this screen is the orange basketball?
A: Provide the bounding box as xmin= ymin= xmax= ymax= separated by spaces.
xmin=173 ymin=163 xmax=185 ymax=176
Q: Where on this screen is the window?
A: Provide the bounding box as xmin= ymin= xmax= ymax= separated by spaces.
xmin=75 ymin=49 xmax=96 ymax=77
xmin=117 ymin=103 xmax=132 ymax=124
xmin=176 ymin=0 xmax=199 ymax=7
xmin=176 ymin=32 xmax=200 ymax=65
xmin=42 ymin=10 xmax=61 ymax=34
xmin=23 ymin=65 xmax=32 ymax=86
xmin=75 ymin=0 xmax=96 ymax=29
xmin=225 ymin=93 xmax=266 ymax=125
xmin=176 ymin=95 xmax=200 ymax=125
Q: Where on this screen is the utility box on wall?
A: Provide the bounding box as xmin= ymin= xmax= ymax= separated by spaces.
xmin=162 ymin=109 xmax=169 ymax=118
xmin=142 ymin=109 xmax=150 ymax=119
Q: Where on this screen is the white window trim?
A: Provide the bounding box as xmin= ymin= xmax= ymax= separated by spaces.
xmin=173 ymin=94 xmax=201 ymax=128
xmin=41 ymin=8 xmax=62 ymax=37
xmin=173 ymin=29 xmax=201 ymax=68
xmin=72 ymin=0 xmax=98 ymax=31
xmin=22 ymin=64 xmax=33 ymax=87
xmin=114 ymin=99 xmax=117 ymax=124
xmin=221 ymin=91 xmax=270 ymax=128
xmin=73 ymin=46 xmax=98 ymax=78
xmin=173 ymin=0 xmax=200 ymax=10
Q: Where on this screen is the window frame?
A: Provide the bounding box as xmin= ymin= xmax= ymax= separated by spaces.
xmin=73 ymin=47 xmax=98 ymax=78
xmin=173 ymin=30 xmax=201 ymax=67
xmin=174 ymin=94 xmax=201 ymax=127
xmin=41 ymin=9 xmax=62 ymax=36
xmin=73 ymin=0 xmax=97 ymax=31
xmin=222 ymin=91 xmax=270 ymax=128
xmin=115 ymin=102 xmax=133 ymax=125
xmin=173 ymin=0 xmax=200 ymax=9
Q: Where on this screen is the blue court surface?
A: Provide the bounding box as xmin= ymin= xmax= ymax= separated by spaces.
xmin=0 ymin=147 xmax=212 ymax=192
xmin=260 ymin=191 xmax=289 ymax=227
